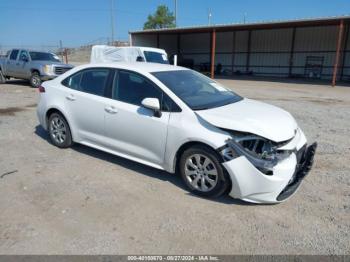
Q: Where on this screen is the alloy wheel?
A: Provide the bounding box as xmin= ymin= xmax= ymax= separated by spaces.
xmin=184 ymin=153 xmax=218 ymax=192
xmin=49 ymin=116 xmax=67 ymax=144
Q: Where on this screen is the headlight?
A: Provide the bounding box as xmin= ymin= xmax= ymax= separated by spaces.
xmin=43 ymin=65 xmax=52 ymax=74
xmin=219 ymin=130 xmax=292 ymax=175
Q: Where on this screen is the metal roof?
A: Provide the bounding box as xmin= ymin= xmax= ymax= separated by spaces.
xmin=130 ymin=15 xmax=350 ymax=34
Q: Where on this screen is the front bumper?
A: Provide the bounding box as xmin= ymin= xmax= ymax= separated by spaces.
xmin=276 ymin=142 xmax=317 ymax=201
xmin=41 ymin=74 xmax=57 ymax=81
xmin=223 ymin=142 xmax=317 ymax=203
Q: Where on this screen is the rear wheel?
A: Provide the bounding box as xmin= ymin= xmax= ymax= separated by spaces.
xmin=30 ymin=71 xmax=41 ymax=88
xmin=0 ymin=70 xmax=6 ymax=84
xmin=48 ymin=113 xmax=73 ymax=148
xmin=179 ymin=145 xmax=229 ymax=197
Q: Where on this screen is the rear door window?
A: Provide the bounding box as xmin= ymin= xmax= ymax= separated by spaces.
xmin=80 ymin=69 xmax=110 ymax=96
xmin=9 ymin=50 xmax=19 ymax=60
xmin=19 ymin=50 xmax=29 ymax=61
xmin=64 ymin=72 xmax=82 ymax=90
xmin=62 ymin=68 xmax=111 ymax=97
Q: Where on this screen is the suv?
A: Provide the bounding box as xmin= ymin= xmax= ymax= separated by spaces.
xmin=0 ymin=49 xmax=73 ymax=87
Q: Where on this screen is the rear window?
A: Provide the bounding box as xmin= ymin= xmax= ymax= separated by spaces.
xmin=143 ymin=51 xmax=169 ymax=64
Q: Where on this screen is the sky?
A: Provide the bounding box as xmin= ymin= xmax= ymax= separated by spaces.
xmin=1 ymin=0 xmax=350 ymax=49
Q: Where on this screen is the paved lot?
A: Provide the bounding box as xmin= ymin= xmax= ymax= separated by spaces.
xmin=0 ymin=78 xmax=349 ymax=254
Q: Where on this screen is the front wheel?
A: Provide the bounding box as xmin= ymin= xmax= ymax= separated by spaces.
xmin=30 ymin=72 xmax=41 ymax=88
xmin=179 ymin=145 xmax=229 ymax=197
xmin=48 ymin=113 xmax=73 ymax=148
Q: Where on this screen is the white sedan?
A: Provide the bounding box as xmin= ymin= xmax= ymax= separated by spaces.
xmin=36 ymin=62 xmax=317 ymax=203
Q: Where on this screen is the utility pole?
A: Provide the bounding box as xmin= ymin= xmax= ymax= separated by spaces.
xmin=110 ymin=0 xmax=115 ymax=45
xmin=174 ymin=0 xmax=177 ymax=27
xmin=208 ymin=9 xmax=212 ymax=26
xmin=243 ymin=12 xmax=247 ymax=24
xmin=59 ymin=40 xmax=63 ymax=61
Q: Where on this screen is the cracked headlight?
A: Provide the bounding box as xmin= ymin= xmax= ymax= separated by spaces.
xmin=219 ymin=130 xmax=292 ymax=175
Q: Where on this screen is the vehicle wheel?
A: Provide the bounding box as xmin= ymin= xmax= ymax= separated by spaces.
xmin=30 ymin=71 xmax=41 ymax=88
xmin=48 ymin=113 xmax=73 ymax=148
xmin=179 ymin=145 xmax=229 ymax=198
xmin=0 ymin=70 xmax=6 ymax=84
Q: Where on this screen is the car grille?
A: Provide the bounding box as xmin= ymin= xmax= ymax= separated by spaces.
xmin=54 ymin=67 xmax=71 ymax=75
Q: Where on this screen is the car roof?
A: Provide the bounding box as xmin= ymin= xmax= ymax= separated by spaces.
xmin=76 ymin=62 xmax=190 ymax=73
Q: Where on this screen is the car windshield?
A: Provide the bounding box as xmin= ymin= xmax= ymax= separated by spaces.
xmin=29 ymin=52 xmax=61 ymax=62
xmin=152 ymin=70 xmax=242 ymax=110
xmin=143 ymin=51 xmax=169 ymax=64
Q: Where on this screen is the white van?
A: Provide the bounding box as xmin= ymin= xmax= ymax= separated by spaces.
xmin=90 ymin=45 xmax=169 ymax=64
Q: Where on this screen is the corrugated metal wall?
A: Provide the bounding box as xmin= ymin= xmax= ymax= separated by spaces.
xmin=133 ymin=34 xmax=157 ymax=47
xmin=292 ymin=26 xmax=338 ymax=78
xmin=249 ymin=28 xmax=292 ymax=76
xmin=179 ymin=33 xmax=211 ymax=67
xmin=132 ymin=23 xmax=350 ymax=80
xmin=341 ymin=26 xmax=350 ymax=80
xmin=159 ymin=34 xmax=177 ymax=55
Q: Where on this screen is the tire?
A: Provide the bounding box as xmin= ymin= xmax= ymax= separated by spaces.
xmin=179 ymin=145 xmax=229 ymax=198
xmin=29 ymin=71 xmax=41 ymax=88
xmin=48 ymin=112 xmax=73 ymax=148
xmin=0 ymin=70 xmax=6 ymax=84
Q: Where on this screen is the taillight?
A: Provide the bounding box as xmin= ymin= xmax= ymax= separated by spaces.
xmin=38 ymin=85 xmax=45 ymax=93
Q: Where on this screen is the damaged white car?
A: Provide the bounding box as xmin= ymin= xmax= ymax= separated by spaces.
xmin=37 ymin=63 xmax=317 ymax=203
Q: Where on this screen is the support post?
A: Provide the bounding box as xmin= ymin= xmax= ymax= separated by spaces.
xmin=340 ymin=23 xmax=349 ymax=80
xmin=210 ymin=29 xmax=216 ymax=79
xmin=129 ymin=34 xmax=133 ymax=46
xmin=289 ymin=27 xmax=296 ymax=77
xmin=332 ymin=19 xmax=344 ymax=87
xmin=231 ymin=31 xmax=235 ymax=75
xmin=64 ymin=48 xmax=68 ymax=64
xmin=157 ymin=34 xmax=160 ymax=48
xmin=246 ymin=30 xmax=252 ymax=73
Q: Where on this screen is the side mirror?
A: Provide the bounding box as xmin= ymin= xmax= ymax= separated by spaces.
xmin=21 ymin=57 xmax=28 ymax=62
xmin=141 ymin=98 xmax=161 ymax=117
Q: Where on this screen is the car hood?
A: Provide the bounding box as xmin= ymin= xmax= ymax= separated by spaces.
xmin=195 ymin=98 xmax=298 ymax=142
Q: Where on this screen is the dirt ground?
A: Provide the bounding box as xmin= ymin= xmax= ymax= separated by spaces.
xmin=0 ymin=77 xmax=349 ymax=255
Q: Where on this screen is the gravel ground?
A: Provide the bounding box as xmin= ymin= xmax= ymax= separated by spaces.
xmin=0 ymin=78 xmax=349 ymax=255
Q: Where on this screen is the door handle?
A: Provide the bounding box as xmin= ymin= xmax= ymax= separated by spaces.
xmin=16 ymin=63 xmax=19 ymax=65
xmin=6 ymin=61 xmax=10 ymax=64
xmin=104 ymin=106 xmax=118 ymax=114
xmin=65 ymin=94 xmax=76 ymax=101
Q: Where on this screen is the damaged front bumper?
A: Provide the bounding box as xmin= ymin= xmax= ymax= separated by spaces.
xmin=276 ymin=142 xmax=317 ymax=201
xmin=221 ymin=134 xmax=317 ymax=203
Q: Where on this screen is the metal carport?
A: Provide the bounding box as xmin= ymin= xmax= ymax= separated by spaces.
xmin=130 ymin=16 xmax=350 ymax=86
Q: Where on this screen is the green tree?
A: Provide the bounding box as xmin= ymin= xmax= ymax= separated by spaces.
xmin=143 ymin=5 xmax=175 ymax=30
